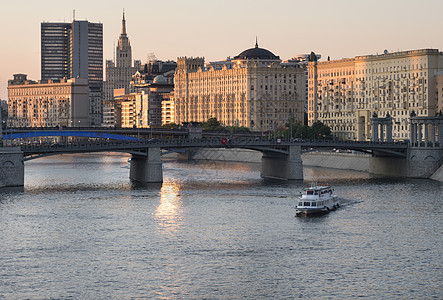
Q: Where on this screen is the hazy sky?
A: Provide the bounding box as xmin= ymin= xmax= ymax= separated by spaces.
xmin=1 ymin=0 xmax=442 ymax=99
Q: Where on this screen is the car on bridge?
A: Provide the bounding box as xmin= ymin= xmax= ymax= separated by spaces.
xmin=50 ymin=142 xmax=64 ymax=148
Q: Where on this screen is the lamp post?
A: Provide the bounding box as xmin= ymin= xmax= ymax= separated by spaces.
xmin=137 ymin=113 xmax=141 ymax=139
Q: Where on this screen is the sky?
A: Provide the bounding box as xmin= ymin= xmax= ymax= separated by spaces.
xmin=1 ymin=0 xmax=442 ymax=100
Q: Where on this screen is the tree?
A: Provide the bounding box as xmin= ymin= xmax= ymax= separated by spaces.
xmin=311 ymin=121 xmax=332 ymax=139
xmin=161 ymin=122 xmax=179 ymax=129
xmin=294 ymin=125 xmax=311 ymax=139
xmin=202 ymin=117 xmax=222 ymax=131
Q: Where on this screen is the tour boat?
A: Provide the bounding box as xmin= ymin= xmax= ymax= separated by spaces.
xmin=296 ymin=183 xmax=339 ymax=216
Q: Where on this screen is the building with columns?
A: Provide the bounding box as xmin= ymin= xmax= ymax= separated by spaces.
xmin=104 ymin=12 xmax=141 ymax=104
xmin=307 ymin=49 xmax=443 ymax=141
xmin=174 ymin=42 xmax=305 ymax=130
xmin=409 ymin=115 xmax=443 ymax=147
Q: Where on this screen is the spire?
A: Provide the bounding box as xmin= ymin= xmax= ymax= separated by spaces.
xmin=255 ymin=36 xmax=258 ymax=48
xmin=121 ymin=9 xmax=127 ymax=36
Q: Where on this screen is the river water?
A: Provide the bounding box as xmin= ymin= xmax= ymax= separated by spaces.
xmin=0 ymin=153 xmax=441 ymax=299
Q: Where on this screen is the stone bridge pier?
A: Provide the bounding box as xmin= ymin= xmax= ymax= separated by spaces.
xmin=129 ymin=147 xmax=163 ymax=183
xmin=260 ymin=146 xmax=303 ymax=180
xmin=0 ymin=147 xmax=24 ymax=187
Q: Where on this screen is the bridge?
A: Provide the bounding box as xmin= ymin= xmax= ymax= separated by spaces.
xmin=0 ymin=128 xmax=442 ymax=188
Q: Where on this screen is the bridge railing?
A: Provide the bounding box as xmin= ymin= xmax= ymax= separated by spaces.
xmin=18 ymin=137 xmax=410 ymax=153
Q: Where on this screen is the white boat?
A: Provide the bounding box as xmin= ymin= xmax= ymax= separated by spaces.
xmin=296 ymin=183 xmax=339 ymax=216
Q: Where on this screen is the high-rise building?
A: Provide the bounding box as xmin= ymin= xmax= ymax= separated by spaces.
xmin=41 ymin=19 xmax=103 ymax=126
xmin=104 ymin=12 xmax=141 ymax=104
xmin=174 ymin=43 xmax=305 ymax=130
xmin=41 ymin=23 xmax=71 ymax=81
xmin=307 ymin=49 xmax=443 ymax=141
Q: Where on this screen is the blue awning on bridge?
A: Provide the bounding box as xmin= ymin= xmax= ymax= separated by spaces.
xmin=2 ymin=131 xmax=142 ymax=141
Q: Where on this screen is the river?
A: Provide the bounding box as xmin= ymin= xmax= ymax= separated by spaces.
xmin=0 ymin=153 xmax=441 ymax=299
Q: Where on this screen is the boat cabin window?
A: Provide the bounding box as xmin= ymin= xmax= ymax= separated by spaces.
xmin=307 ymin=191 xmax=314 ymax=195
xmin=314 ymin=191 xmax=318 ymax=195
xmin=303 ymin=202 xmax=311 ymax=206
xmin=311 ymin=202 xmax=317 ymax=207
xmin=298 ymin=202 xmax=303 ymax=206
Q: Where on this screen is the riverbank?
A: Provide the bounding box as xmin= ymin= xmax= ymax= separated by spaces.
xmin=190 ymin=148 xmax=370 ymax=172
xmin=188 ymin=148 xmax=443 ymax=181
xmin=430 ymin=164 xmax=443 ymax=182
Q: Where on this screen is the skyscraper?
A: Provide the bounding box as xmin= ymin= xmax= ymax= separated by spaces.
xmin=41 ymin=19 xmax=103 ymax=126
xmin=41 ymin=23 xmax=70 ymax=81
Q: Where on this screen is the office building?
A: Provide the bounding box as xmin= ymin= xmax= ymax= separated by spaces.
xmin=41 ymin=19 xmax=103 ymax=126
xmin=307 ymin=49 xmax=443 ymax=141
xmin=174 ymin=42 xmax=305 ymax=130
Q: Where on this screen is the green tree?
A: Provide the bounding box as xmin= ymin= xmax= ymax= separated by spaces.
xmin=311 ymin=121 xmax=332 ymax=140
xmin=161 ymin=122 xmax=179 ymax=129
xmin=202 ymin=117 xmax=223 ymax=131
xmin=294 ymin=125 xmax=311 ymax=139
xmin=225 ymin=126 xmax=250 ymax=133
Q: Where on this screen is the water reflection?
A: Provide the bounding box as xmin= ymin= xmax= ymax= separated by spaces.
xmin=155 ymin=180 xmax=183 ymax=234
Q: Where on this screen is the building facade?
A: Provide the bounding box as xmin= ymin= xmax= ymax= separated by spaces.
xmin=104 ymin=12 xmax=141 ymax=104
xmin=307 ymin=49 xmax=443 ymax=141
xmin=128 ymin=60 xmax=176 ymax=94
xmin=282 ymin=53 xmax=321 ymax=114
xmin=174 ymin=43 xmax=305 ymax=131
xmin=7 ymin=74 xmax=89 ymax=127
xmin=41 ymin=19 xmax=103 ymax=126
xmin=436 ymin=73 xmax=443 ymax=114
xmin=162 ymin=92 xmax=175 ymax=125
xmin=41 ymin=23 xmax=71 ymax=81
xmin=105 ymin=76 xmax=174 ymax=128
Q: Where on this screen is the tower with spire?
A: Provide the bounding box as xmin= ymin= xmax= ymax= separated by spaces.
xmin=104 ymin=11 xmax=141 ymax=108
xmin=116 ymin=10 xmax=132 ymax=68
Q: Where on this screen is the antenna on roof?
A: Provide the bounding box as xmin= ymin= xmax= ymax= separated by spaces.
xmin=73 ymin=9 xmax=76 ymax=21
xmin=255 ymin=36 xmax=258 ymax=48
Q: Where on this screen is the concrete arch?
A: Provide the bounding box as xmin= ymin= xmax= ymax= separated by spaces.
xmin=2 ymin=161 xmax=14 ymax=167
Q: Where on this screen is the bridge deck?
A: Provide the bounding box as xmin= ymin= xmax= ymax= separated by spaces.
xmin=16 ymin=138 xmax=410 ymax=161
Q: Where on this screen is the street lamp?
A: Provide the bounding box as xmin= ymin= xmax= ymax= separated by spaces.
xmin=149 ymin=121 xmax=152 ymax=139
